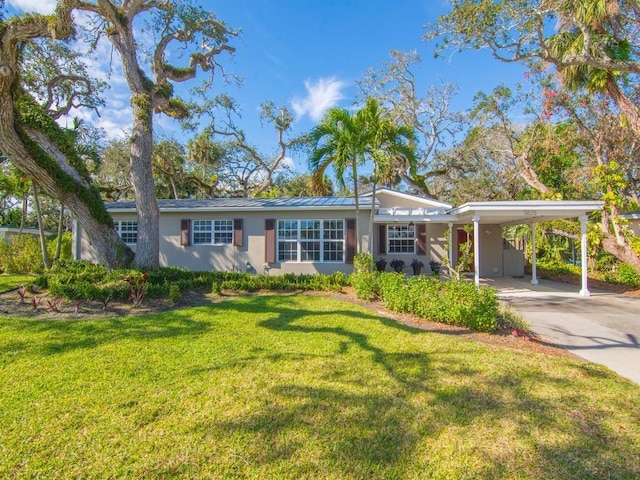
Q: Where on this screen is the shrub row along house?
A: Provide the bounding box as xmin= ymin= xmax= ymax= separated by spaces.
xmin=73 ymin=189 xmax=603 ymax=295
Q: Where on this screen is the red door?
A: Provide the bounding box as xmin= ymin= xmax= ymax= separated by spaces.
xmin=457 ymin=229 xmax=474 ymax=272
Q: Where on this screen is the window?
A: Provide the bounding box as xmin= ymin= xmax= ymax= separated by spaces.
xmin=277 ymin=219 xmax=344 ymax=262
xmin=192 ymin=220 xmax=233 ymax=245
xmin=116 ymin=221 xmax=137 ymax=244
xmin=300 ymin=220 xmax=320 ymax=261
xmin=323 ymin=220 xmax=344 ymax=261
xmin=278 ymin=220 xmax=298 ymax=261
xmin=387 ymin=224 xmax=415 ymax=254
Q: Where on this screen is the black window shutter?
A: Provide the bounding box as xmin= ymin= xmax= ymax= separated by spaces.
xmin=346 ymin=218 xmax=356 ymax=264
xmin=180 ymin=219 xmax=191 ymax=246
xmin=265 ymin=219 xmax=275 ymax=264
xmin=378 ymin=224 xmax=387 ymax=255
xmin=416 ymin=223 xmax=427 ymax=255
xmin=234 ymin=218 xmax=244 ymax=247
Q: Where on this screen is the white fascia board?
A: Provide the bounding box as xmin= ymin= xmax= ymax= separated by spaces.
xmin=447 ymin=201 xmax=603 ymax=216
xmin=374 ymin=214 xmax=452 ymax=223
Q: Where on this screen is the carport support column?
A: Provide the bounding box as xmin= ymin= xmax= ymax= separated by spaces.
xmin=473 ymin=216 xmax=480 ymax=286
xmin=530 ymin=223 xmax=538 ymax=285
xmin=579 ymin=215 xmax=590 ymax=297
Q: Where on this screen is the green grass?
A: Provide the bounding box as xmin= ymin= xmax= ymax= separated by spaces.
xmin=1 ymin=295 xmax=638 ymax=479
xmin=0 ymin=274 xmax=34 ymax=293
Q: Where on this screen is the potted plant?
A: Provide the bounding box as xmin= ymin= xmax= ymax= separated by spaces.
xmin=389 ymin=259 xmax=405 ymax=273
xmin=411 ymin=259 xmax=424 ymax=275
xmin=429 ymin=260 xmax=442 ymax=275
xmin=375 ymin=258 xmax=388 ymax=272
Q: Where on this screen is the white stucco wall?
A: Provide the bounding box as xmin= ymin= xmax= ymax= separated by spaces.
xmin=450 ymin=223 xmax=504 ymax=277
xmin=79 ymin=208 xmax=370 ymax=275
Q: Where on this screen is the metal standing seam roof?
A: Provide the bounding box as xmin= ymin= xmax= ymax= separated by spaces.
xmin=105 ymin=196 xmax=376 ymax=211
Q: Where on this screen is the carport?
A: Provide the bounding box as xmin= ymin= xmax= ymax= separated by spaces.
xmin=445 ymin=200 xmax=604 ymax=296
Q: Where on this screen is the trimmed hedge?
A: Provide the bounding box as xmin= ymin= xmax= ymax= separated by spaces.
xmin=36 ymin=261 xmax=350 ymax=302
xmin=352 ymin=272 xmax=499 ymax=332
xmin=36 ymin=261 xmax=499 ymax=331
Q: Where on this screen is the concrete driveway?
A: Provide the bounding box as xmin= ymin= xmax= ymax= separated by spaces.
xmin=482 ymin=277 xmax=640 ymax=385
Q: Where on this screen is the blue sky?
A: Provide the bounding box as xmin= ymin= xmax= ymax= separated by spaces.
xmin=6 ymin=0 xmax=527 ymax=171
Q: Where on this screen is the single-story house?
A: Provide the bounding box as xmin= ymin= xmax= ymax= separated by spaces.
xmin=620 ymin=211 xmax=640 ymax=236
xmin=1 ymin=226 xmax=52 ymax=242
xmin=73 ymin=188 xmax=603 ymax=296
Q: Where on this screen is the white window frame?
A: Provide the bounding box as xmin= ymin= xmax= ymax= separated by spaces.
xmin=387 ymin=224 xmax=415 ymax=254
xmin=115 ymin=221 xmax=137 ymax=245
xmin=192 ymin=219 xmax=234 ymax=245
xmin=277 ymin=219 xmax=345 ymax=263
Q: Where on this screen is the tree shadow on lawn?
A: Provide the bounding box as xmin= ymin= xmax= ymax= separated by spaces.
xmin=0 ymin=307 xmax=213 ymax=358
xmin=185 ymin=294 xmax=639 ymax=479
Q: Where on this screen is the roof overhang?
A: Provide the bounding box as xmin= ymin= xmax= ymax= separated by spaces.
xmin=445 ymin=200 xmax=604 ymax=225
xmin=620 ymin=211 xmax=640 ymax=220
xmin=361 ymin=187 xmax=452 ymax=209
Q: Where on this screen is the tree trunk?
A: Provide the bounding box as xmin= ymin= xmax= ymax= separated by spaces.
xmin=19 ymin=193 xmax=26 ymax=234
xmin=32 ymin=181 xmax=51 ymax=270
xmin=352 ymin=159 xmax=361 ymax=253
xmin=0 ymin=10 xmax=133 ymax=269
xmin=606 ymin=76 xmax=640 ymax=137
xmin=55 ymin=203 xmax=64 ymax=261
xmin=368 ymin=180 xmax=376 ymax=255
xmin=546 ymin=226 xmax=640 ymax=275
xmin=0 ymin=96 xmax=133 ymax=268
xmin=602 ymin=233 xmax=640 ymax=274
xmin=129 ymin=109 xmax=160 ymax=269
xmin=107 ymin=14 xmax=160 ymax=270
xmin=520 ymin=143 xmax=553 ymax=195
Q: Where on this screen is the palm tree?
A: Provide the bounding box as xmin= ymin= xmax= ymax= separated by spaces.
xmin=308 ymin=98 xmax=416 ymax=253
xmin=548 ymin=0 xmax=640 ymax=135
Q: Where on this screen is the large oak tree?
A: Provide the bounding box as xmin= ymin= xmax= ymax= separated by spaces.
xmin=0 ymin=1 xmax=236 ymax=269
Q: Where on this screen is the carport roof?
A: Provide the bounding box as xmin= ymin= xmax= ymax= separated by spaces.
xmin=446 ymin=200 xmax=604 ymax=225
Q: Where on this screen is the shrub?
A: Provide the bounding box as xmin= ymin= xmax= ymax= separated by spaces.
xmin=364 ymin=272 xmax=499 ymax=332
xmin=0 ymin=235 xmax=43 ymax=274
xmin=351 ymin=272 xmax=380 ymax=301
xmin=353 ymin=252 xmax=374 ymax=273
xmin=0 ymin=233 xmax=72 ymax=274
xmin=168 ymin=284 xmax=182 ymax=304
xmin=615 ymin=263 xmax=640 ymax=288
xmin=497 ymin=305 xmax=531 ymax=332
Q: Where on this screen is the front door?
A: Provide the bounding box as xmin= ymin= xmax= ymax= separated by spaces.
xmin=457 ymin=229 xmax=474 ymax=272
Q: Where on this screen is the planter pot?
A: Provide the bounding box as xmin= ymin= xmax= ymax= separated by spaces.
xmin=375 ymin=261 xmax=387 ymax=272
xmin=412 ymin=266 xmax=422 ymax=276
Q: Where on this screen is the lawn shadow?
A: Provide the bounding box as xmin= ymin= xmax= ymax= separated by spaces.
xmin=192 ymin=294 xmax=639 ymax=479
xmin=2 ymin=307 xmax=213 ymax=357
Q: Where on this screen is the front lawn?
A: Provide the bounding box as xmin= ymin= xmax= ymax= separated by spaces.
xmin=0 ymin=274 xmax=34 ymax=293
xmin=1 ymin=294 xmax=638 ymax=479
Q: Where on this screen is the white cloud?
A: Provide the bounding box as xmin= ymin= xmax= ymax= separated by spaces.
xmin=291 ymin=77 xmax=347 ymax=122
xmin=7 ymin=0 xmax=56 ymax=14
xmin=281 ymin=156 xmax=294 ymax=170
